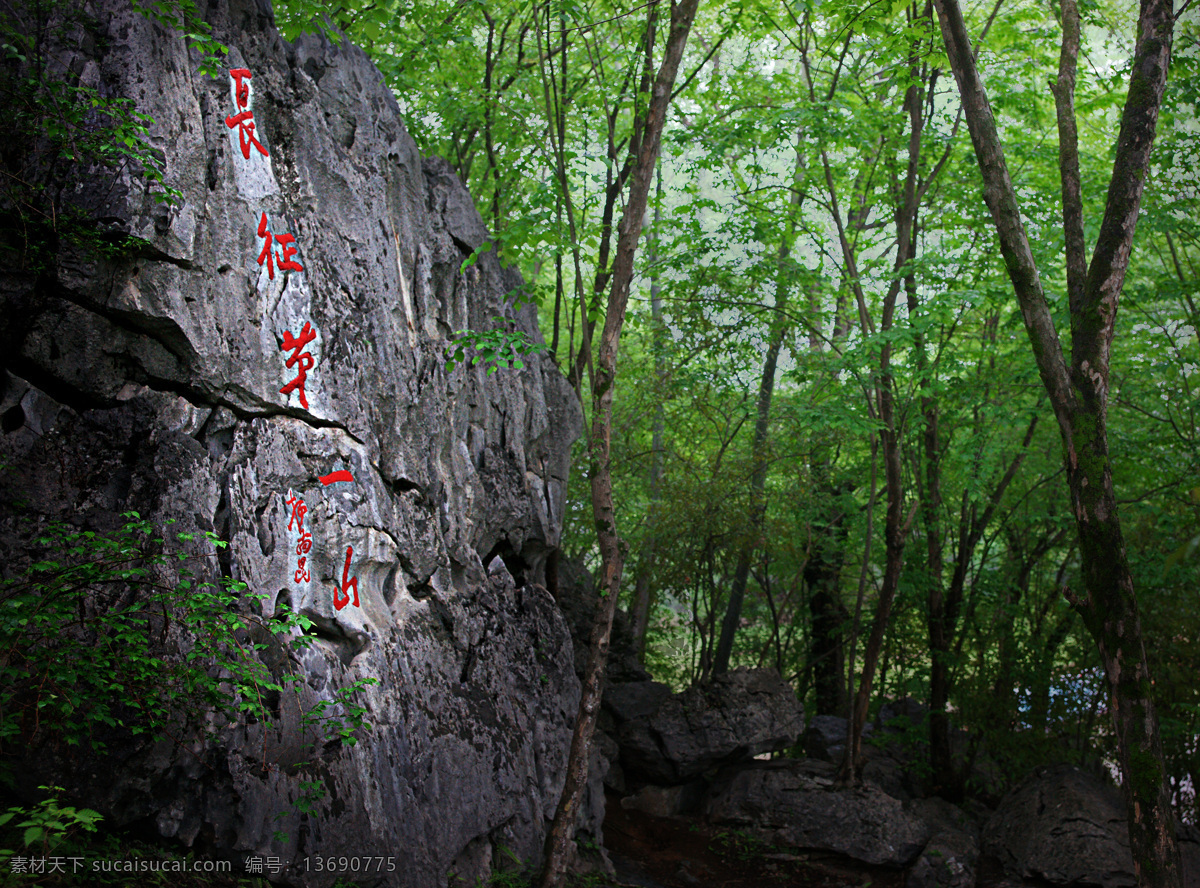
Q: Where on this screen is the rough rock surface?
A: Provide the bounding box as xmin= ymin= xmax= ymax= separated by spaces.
xmin=0 ymin=0 xmax=584 ymax=886
xmin=907 ymin=797 xmax=980 ymax=888
xmin=556 ymin=554 xmax=650 ymax=686
xmin=981 ymin=764 xmax=1200 ymax=888
xmin=804 ymin=714 xmax=857 ymax=764
xmin=552 ymin=553 xmax=650 ymax=805
xmin=605 ymin=668 xmax=804 ymax=786
xmin=982 ymin=764 xmax=1130 ymax=887
xmin=803 ymin=711 xmax=924 ymax=800
xmin=619 ymin=781 xmax=707 ymax=818
xmin=806 ymin=699 xmax=1005 ymax=804
xmin=703 ymin=759 xmax=932 ymax=867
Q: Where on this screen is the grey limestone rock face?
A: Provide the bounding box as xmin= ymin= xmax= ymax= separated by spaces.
xmin=0 ymin=0 xmax=583 ymax=885
xmin=702 ymin=758 xmax=932 ymax=867
xmin=605 ymin=668 xmax=804 ymax=786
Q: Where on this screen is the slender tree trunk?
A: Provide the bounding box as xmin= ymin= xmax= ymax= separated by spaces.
xmin=550 ymin=4 xmax=567 ymax=363
xmin=805 ymin=483 xmax=850 ymax=717
xmin=534 ymin=6 xmax=591 ymax=396
xmin=537 ymin=3 xmax=699 ymax=883
xmin=568 ymin=21 xmax=651 ymax=394
xmin=928 ymin=414 xmax=1037 ymax=796
xmin=840 ymin=371 xmax=905 ymax=783
xmin=931 ymin=0 xmax=1180 ymax=882
xmin=833 ymin=9 xmax=929 ymax=781
xmin=712 ymin=138 xmax=806 ymax=675
xmin=630 ymin=163 xmax=666 ymax=663
xmin=991 ymin=527 xmax=1064 ymax=724
xmin=841 ymin=429 xmax=878 ymax=778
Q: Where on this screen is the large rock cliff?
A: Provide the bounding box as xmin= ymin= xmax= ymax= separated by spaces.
xmin=0 ymin=0 xmax=583 ymax=884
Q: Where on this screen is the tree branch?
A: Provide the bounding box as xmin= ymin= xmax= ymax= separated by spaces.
xmin=1051 ymin=0 xmax=1088 ymax=316
xmin=931 ymin=0 xmax=1075 ymax=432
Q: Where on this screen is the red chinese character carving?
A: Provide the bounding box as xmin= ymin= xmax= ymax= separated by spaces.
xmin=230 ymin=68 xmax=252 ymax=107
xmin=275 ymin=233 xmax=303 ymax=273
xmin=256 ymin=212 xmax=304 ymax=280
xmin=294 ymin=529 xmax=313 ymax=585
xmin=284 ymin=491 xmax=307 ymax=531
xmin=257 ymin=212 xmax=276 ymax=278
xmin=225 ymin=68 xmax=269 ymax=159
xmin=285 ymin=491 xmax=312 ymax=583
xmin=333 ymin=545 xmax=359 ymax=611
xmin=279 ymin=321 xmax=317 ymax=409
xmin=319 ymin=470 xmax=354 ymax=485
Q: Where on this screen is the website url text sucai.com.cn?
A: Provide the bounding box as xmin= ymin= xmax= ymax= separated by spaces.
xmin=7 ymin=856 xmax=232 ymax=875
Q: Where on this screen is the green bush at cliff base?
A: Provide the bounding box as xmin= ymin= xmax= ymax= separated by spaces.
xmin=0 ymin=512 xmax=318 ymax=775
xmin=0 ymin=512 xmax=382 ymax=869
xmin=0 ymin=513 xmax=377 ymax=788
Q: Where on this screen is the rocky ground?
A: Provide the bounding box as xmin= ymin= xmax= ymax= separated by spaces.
xmin=603 ymin=789 xmax=904 ymax=888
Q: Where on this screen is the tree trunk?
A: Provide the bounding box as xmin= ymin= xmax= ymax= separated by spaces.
xmin=710 ymin=275 xmax=786 ymax=675
xmin=833 ymin=11 xmax=928 ymax=782
xmin=805 ymin=474 xmax=850 ymax=717
xmin=712 ymin=139 xmax=806 ymax=675
xmin=630 ymin=163 xmax=666 ymax=663
xmin=931 ymin=0 xmax=1180 ymax=882
xmin=537 ymin=2 xmax=699 ymax=884
xmin=840 ymin=374 xmax=905 ymax=783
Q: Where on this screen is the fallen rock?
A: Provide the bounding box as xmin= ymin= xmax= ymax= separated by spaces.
xmin=606 ymin=668 xmax=804 ymax=785
xmin=619 ymin=781 xmax=707 ymax=818
xmin=703 ymin=759 xmax=931 ymax=867
xmin=1184 ymin=825 xmax=1200 ymax=888
xmin=804 ymin=714 xmax=863 ymax=763
xmin=907 ymin=797 xmax=980 ymax=888
xmin=982 ymin=763 xmax=1135 ymax=888
xmin=983 ymin=763 xmax=1200 ymax=888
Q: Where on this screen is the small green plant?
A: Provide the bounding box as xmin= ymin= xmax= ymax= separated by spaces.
xmin=0 ymin=512 xmax=381 ymax=790
xmin=575 ymin=834 xmax=599 ymax=853
xmin=271 ymin=772 xmax=329 ymax=843
xmin=445 ymin=317 xmax=549 ymax=376
xmin=709 ymin=827 xmax=771 ymax=863
xmin=0 ymin=512 xmax=384 ymax=855
xmin=0 ymin=785 xmax=102 ymax=863
xmin=300 ymin=677 xmax=379 ymax=746
xmin=865 ymin=709 xmax=933 ymax=784
xmin=130 ymin=0 xmax=227 ymax=78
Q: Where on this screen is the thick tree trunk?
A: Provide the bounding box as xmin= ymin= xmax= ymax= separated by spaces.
xmin=537 ymin=3 xmax=699 ymax=884
xmin=931 ymin=0 xmax=1180 ymax=882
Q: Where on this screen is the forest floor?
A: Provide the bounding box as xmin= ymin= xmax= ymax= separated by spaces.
xmin=598 ymin=790 xmax=906 ymax=888
xmin=0 ymin=790 xmax=907 ymax=888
